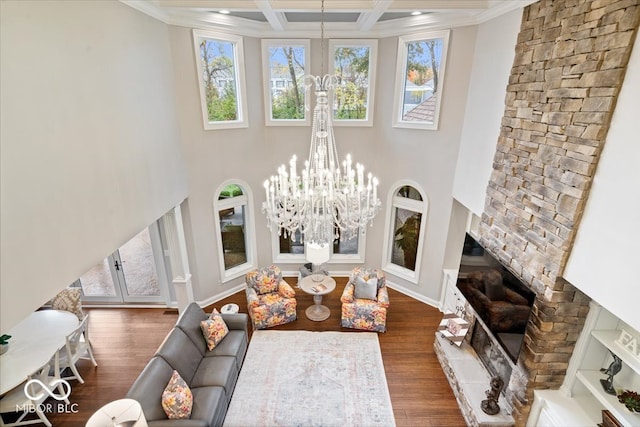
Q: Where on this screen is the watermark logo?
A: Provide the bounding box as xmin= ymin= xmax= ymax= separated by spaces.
xmin=24 ymin=379 xmax=72 ymax=401
xmin=18 ymin=379 xmax=78 ymax=414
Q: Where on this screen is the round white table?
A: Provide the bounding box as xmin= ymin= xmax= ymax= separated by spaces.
xmin=298 ymin=275 xmax=336 ymax=321
xmin=86 ymin=398 xmax=147 ymax=427
xmin=220 ymin=303 xmax=239 ymax=314
xmin=0 ymin=310 xmax=79 ymax=395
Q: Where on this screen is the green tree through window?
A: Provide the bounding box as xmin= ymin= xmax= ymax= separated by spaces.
xmin=199 ymin=39 xmax=238 ymax=121
xmin=333 ymin=46 xmax=371 ymax=120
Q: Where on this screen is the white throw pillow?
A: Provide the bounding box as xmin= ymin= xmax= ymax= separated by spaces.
xmin=354 ymin=276 xmax=378 ymax=300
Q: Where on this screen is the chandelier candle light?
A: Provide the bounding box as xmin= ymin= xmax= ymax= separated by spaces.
xmin=263 ymin=78 xmax=380 ymax=246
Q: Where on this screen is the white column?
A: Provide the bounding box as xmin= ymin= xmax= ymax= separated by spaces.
xmin=162 ymin=203 xmax=194 ymax=314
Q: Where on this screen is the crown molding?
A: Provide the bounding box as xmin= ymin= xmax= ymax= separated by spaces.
xmin=120 ymin=0 xmax=530 ymax=39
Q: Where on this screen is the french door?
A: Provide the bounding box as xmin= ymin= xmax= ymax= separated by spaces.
xmin=76 ymin=224 xmax=168 ymax=303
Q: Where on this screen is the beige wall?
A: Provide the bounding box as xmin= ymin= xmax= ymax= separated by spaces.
xmin=168 ymin=24 xmax=479 ymax=304
xmin=0 ymin=1 xmax=188 ymax=329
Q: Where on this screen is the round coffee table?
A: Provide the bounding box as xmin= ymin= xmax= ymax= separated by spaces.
xmin=298 ymin=274 xmax=336 ymax=321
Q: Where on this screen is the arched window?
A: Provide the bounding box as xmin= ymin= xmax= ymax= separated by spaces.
xmin=382 ymin=183 xmax=428 ymax=283
xmin=213 ymin=181 xmax=256 ymax=282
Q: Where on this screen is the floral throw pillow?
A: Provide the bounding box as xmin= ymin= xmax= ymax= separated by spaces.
xmin=162 ymin=370 xmax=193 ymax=419
xmin=200 ymin=309 xmax=229 ymax=351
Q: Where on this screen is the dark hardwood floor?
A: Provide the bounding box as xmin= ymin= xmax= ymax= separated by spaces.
xmin=41 ymin=277 xmax=466 ymax=426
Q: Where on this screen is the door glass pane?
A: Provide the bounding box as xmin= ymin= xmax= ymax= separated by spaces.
xmin=220 ymin=204 xmax=247 ymax=270
xmin=78 ymin=259 xmax=117 ymax=296
xmin=392 ymin=208 xmax=422 ymax=271
xmin=118 ymin=229 xmax=160 ymax=296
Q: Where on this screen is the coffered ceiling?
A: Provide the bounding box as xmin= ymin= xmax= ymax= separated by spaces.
xmin=122 ymin=0 xmax=537 ymax=37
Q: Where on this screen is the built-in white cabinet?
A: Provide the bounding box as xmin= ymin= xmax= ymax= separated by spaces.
xmin=528 ymin=302 xmax=640 ymax=427
xmin=441 ymin=268 xmax=462 ymax=314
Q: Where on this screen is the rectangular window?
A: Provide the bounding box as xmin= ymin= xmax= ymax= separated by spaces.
xmin=262 ymin=39 xmax=310 ymax=126
xmin=393 ymin=30 xmax=449 ymax=130
xmin=193 ymin=30 xmax=248 ymax=130
xmin=329 ymin=39 xmax=377 ymax=127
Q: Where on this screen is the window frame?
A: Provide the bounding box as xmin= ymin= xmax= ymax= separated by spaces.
xmin=270 ymin=228 xmax=366 ymax=264
xmin=328 ymin=39 xmax=377 ymax=127
xmin=213 ymin=180 xmax=257 ymax=282
xmin=382 ymin=182 xmax=429 ymax=284
xmin=392 ymin=30 xmax=450 ymax=130
xmin=193 ymin=29 xmax=248 ymax=130
xmin=261 ymin=39 xmax=311 ymax=126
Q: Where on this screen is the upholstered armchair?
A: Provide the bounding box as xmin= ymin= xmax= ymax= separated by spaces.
xmin=245 ymin=265 xmax=297 ymax=330
xmin=340 ymin=267 xmax=389 ymax=332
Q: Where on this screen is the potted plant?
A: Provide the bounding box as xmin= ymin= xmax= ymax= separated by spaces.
xmin=0 ymin=334 xmax=11 ymax=355
xmin=617 ymin=389 xmax=640 ymax=412
xmin=394 ymin=213 xmax=421 ymax=270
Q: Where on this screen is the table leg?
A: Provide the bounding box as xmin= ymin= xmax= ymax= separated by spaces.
xmin=305 ymin=294 xmax=330 ymax=321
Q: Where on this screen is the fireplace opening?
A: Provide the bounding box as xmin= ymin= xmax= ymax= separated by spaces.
xmin=456 ymin=233 xmax=536 ymax=362
xmin=470 ymin=319 xmax=514 ymax=395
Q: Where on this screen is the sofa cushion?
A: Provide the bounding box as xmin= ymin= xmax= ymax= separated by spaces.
xmin=200 ymin=309 xmax=229 ymax=351
xmin=162 ymin=370 xmax=193 ymax=419
xmin=205 ymin=330 xmax=247 ymax=371
xmin=126 ymin=356 xmax=175 ymax=422
xmin=175 ymin=303 xmax=209 ymax=356
xmin=192 ymin=386 xmax=227 ymax=427
xmin=191 ymin=356 xmax=238 ymax=402
xmin=155 ymin=328 xmax=202 ymax=384
xmin=354 ymin=276 xmax=378 ymax=300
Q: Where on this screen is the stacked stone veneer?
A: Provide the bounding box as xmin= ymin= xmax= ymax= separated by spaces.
xmin=478 ymin=0 xmax=640 ymax=425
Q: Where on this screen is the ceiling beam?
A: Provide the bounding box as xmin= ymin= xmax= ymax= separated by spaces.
xmin=255 ymin=0 xmax=287 ymax=31
xmin=358 ymin=0 xmax=392 ymax=31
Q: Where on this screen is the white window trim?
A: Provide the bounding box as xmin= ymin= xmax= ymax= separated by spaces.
xmin=392 ymin=30 xmax=450 ymax=130
xmin=270 ymin=231 xmax=366 ymax=264
xmin=382 ymin=181 xmax=429 ymax=284
xmin=193 ymin=29 xmax=248 ymax=130
xmin=261 ymin=39 xmax=311 ymax=127
xmin=213 ymin=180 xmax=257 ymax=282
xmin=329 ymin=39 xmax=377 ymax=127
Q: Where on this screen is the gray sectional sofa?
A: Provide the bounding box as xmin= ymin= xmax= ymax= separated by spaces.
xmin=126 ymin=302 xmax=249 ymax=426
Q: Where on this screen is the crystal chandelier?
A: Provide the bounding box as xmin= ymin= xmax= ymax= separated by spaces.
xmin=262 ymin=0 xmax=381 ymax=247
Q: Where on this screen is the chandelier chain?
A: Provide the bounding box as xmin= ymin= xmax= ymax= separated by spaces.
xmin=262 ymin=0 xmax=380 ymax=247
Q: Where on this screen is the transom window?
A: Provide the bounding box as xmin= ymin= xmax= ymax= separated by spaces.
xmin=193 ymin=30 xmax=248 ymax=130
xmin=329 ymin=39 xmax=377 ymax=127
xmin=261 ymin=39 xmax=310 ymax=126
xmin=393 ymin=30 xmax=449 ymax=130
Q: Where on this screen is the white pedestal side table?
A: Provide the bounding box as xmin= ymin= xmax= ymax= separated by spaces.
xmin=86 ymin=398 xmax=147 ymax=427
xmin=298 ymin=275 xmax=336 ymax=321
xmin=220 ymin=303 xmax=239 ymax=314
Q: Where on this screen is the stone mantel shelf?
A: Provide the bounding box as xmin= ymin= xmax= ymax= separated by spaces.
xmin=434 ymin=332 xmax=515 ymax=427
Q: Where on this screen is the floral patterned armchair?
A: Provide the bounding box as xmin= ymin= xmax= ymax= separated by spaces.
xmin=340 ymin=267 xmax=389 ymax=332
xmin=245 ymin=265 xmax=297 ymax=330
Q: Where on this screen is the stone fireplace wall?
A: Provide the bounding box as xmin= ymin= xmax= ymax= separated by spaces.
xmin=478 ymin=0 xmax=640 ymax=424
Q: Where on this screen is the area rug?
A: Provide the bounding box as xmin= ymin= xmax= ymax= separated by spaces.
xmin=223 ymin=330 xmax=396 ymax=427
